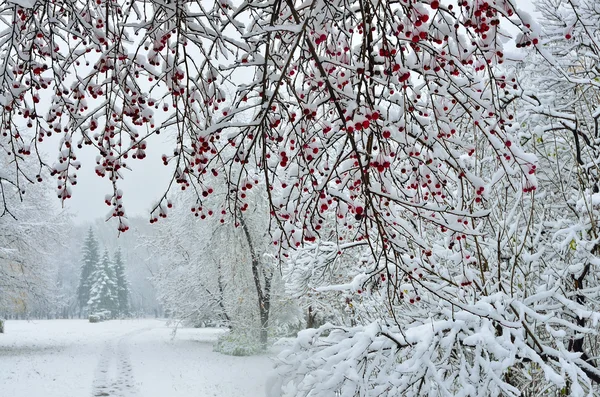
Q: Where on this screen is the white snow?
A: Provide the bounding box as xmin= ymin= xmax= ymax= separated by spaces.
xmin=7 ymin=0 xmax=36 ymax=8
xmin=0 ymin=319 xmax=273 ymax=397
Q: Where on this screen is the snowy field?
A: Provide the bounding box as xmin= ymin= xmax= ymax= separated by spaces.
xmin=0 ymin=319 xmax=273 ymax=397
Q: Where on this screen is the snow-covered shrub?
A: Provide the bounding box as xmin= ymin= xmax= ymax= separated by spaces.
xmin=269 ymin=316 xmax=304 ymax=340
xmin=88 ymin=314 xmax=101 ymax=323
xmin=98 ymin=311 xmax=112 ymax=321
xmin=272 ymin=316 xmax=581 ymax=396
xmin=89 ymin=311 xmax=111 ymax=323
xmin=214 ymin=330 xmax=262 ymax=357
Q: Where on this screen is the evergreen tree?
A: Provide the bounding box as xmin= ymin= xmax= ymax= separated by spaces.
xmin=87 ymin=249 xmax=118 ymax=317
xmin=76 ymin=228 xmax=100 ymax=317
xmin=113 ymin=248 xmax=130 ymax=317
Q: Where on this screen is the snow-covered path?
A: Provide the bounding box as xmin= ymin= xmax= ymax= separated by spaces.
xmin=0 ymin=319 xmax=273 ymax=397
xmin=92 ymin=326 xmax=146 ymax=396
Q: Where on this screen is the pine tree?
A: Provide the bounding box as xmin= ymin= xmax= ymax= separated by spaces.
xmin=76 ymin=228 xmax=100 ymax=317
xmin=113 ymin=247 xmax=130 ymax=317
xmin=87 ymin=249 xmax=118 ymax=318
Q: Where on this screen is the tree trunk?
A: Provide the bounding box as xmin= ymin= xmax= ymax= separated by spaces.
xmin=0 ymin=318 xmax=4 ymax=334
xmin=307 ymin=306 xmax=316 ymax=329
xmin=259 ymin=310 xmax=269 ymax=349
xmin=216 ymin=260 xmax=231 ymax=325
xmin=238 ymin=210 xmax=272 ymax=350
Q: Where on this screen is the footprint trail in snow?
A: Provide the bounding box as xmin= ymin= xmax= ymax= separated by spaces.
xmin=92 ymin=329 xmax=146 ymax=397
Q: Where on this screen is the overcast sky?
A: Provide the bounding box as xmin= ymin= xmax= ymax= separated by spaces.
xmin=52 ymin=0 xmax=538 ymax=225
xmin=41 ymin=133 xmax=175 ymax=225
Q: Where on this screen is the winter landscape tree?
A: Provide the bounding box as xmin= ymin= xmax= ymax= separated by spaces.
xmin=151 ymin=191 xmax=236 ymax=328
xmin=53 ymin=241 xmax=83 ymax=319
xmin=76 ymin=228 xmax=100 ymax=317
xmin=90 ymin=217 xmax=162 ymax=316
xmin=112 ymin=247 xmax=131 ymax=317
xmin=507 ymin=0 xmax=600 ymax=391
xmin=2 ymin=0 xmax=600 ymax=395
xmin=87 ymin=249 xmax=118 ymax=317
xmin=151 ymin=185 xmax=299 ymax=352
xmin=77 ymin=234 xmax=131 ymax=320
xmin=0 ymin=153 xmax=66 ymax=319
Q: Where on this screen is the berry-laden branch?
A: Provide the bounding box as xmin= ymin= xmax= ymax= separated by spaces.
xmin=0 ymin=0 xmax=538 ymax=309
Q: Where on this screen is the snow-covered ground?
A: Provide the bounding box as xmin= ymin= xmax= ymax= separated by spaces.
xmin=0 ymin=319 xmax=273 ymax=397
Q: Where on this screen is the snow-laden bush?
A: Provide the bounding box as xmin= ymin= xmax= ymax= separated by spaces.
xmin=89 ymin=311 xmax=111 ymax=323
xmin=88 ymin=314 xmax=101 ymax=323
xmin=214 ymin=330 xmax=262 ymax=357
xmin=271 ymin=314 xmax=591 ymax=397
